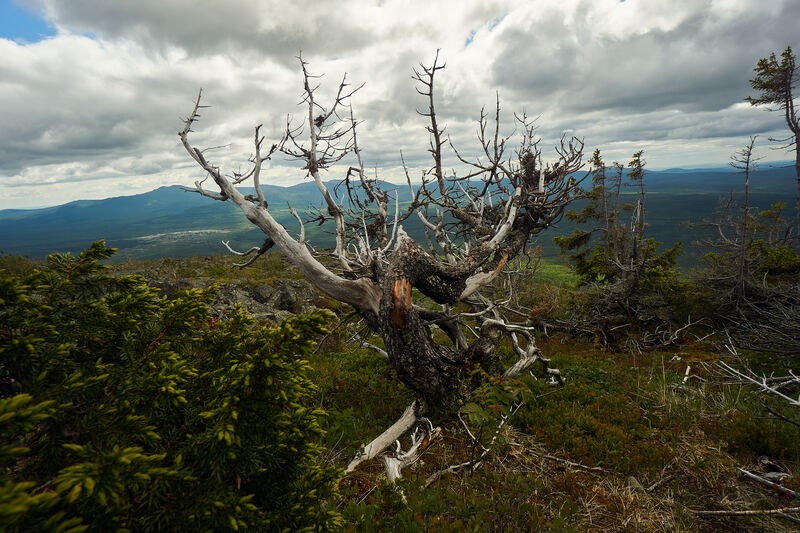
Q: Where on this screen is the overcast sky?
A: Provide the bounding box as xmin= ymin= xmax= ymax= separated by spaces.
xmin=0 ymin=0 xmax=797 ymax=209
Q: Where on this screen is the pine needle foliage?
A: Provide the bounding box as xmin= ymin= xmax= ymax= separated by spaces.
xmin=0 ymin=241 xmax=342 ymax=532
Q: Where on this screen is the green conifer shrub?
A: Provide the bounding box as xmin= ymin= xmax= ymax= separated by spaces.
xmin=0 ymin=241 xmax=341 ymax=531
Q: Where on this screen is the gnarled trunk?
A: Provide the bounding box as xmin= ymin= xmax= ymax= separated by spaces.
xmin=375 ymin=237 xmax=469 ymax=406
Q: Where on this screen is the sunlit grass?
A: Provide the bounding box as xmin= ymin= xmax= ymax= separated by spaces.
xmin=535 ymin=260 xmax=580 ymax=287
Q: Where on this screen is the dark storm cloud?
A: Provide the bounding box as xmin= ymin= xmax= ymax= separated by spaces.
xmin=1 ymin=1 xmax=797 ymax=208
xmin=25 ymin=0 xmax=376 ymax=63
xmin=492 ymin=1 xmax=800 ymax=114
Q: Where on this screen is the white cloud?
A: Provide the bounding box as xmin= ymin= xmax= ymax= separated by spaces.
xmin=0 ymin=0 xmax=796 ymax=208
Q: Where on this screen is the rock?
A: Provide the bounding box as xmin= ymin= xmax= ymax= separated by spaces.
xmin=625 ymin=476 xmax=645 ymax=492
xmin=251 ymin=284 xmax=274 ymax=304
xmin=263 ymin=279 xmax=318 ymax=313
xmin=149 ymin=279 xmax=193 ymax=294
xmin=210 ymin=279 xmax=320 ymax=323
xmin=136 ymin=261 xmax=321 ymax=323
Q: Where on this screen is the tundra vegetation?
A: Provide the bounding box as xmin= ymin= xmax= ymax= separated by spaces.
xmin=1 ymin=51 xmax=799 ymax=531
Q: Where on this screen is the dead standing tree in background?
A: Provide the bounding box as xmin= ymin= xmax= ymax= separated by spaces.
xmin=179 ymin=53 xmax=585 ymax=474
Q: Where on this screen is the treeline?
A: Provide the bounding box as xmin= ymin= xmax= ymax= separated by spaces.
xmin=553 ymin=146 xmax=800 ymax=353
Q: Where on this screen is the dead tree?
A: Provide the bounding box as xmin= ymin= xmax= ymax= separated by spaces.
xmin=179 ymin=53 xmax=584 ymax=449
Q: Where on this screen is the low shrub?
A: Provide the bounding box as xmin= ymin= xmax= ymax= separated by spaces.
xmin=0 ymin=241 xmax=341 ymax=531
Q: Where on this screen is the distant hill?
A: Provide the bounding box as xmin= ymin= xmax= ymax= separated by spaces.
xmin=623 ymin=164 xmax=795 ymax=266
xmin=0 ymin=165 xmax=795 ymax=266
xmin=0 ymin=181 xmax=414 ymax=261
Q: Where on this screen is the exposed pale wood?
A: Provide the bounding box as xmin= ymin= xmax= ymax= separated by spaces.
xmin=718 ymin=359 xmax=800 ymax=414
xmin=738 ymin=468 xmax=799 ymax=498
xmin=693 ymin=506 xmax=800 ymax=516
xmin=526 ymin=449 xmax=608 ymax=473
xmin=179 ymin=91 xmax=382 ymax=316
xmin=384 ymin=425 xmax=441 ymax=483
xmin=346 ymin=401 xmax=419 ymax=474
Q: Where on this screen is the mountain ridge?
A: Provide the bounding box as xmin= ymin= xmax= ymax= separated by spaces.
xmin=1 ymin=167 xmax=795 ymax=263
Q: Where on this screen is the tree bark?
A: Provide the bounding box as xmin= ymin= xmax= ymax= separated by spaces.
xmin=377 ymin=238 xmax=472 ymax=406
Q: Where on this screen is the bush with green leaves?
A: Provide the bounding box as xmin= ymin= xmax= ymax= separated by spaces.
xmin=0 ymin=241 xmax=341 ymax=531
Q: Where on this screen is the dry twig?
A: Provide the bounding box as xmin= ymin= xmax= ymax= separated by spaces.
xmin=693 ymin=506 xmax=800 ymax=516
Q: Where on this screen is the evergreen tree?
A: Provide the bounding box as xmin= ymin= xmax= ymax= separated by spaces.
xmin=554 ymin=151 xmax=683 ymax=348
xmin=693 ymin=140 xmax=800 ymax=355
xmin=555 ymin=150 xmax=679 ymax=286
xmin=554 ymin=150 xmax=625 ymax=282
xmin=746 ymin=46 xmax=799 ymax=243
xmin=627 ymin=150 xmax=647 ymax=268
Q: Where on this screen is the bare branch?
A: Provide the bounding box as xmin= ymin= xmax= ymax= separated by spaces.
xmin=221 ymin=238 xmax=275 ymax=268
xmin=738 ymin=468 xmax=799 ymax=498
xmin=425 ymin=401 xmax=522 ymax=488
xmin=179 ymin=90 xmax=382 ymax=316
xmin=693 ymin=506 xmax=800 ymax=517
xmin=412 ymin=49 xmax=448 ymax=200
xmin=717 ymin=360 xmax=800 ymax=407
xmin=384 ymin=420 xmax=441 ymax=483
xmin=346 ymin=401 xmax=420 ymax=474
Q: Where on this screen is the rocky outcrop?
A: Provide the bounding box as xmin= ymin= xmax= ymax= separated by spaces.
xmin=130 ymin=260 xmax=323 ymax=322
xmin=213 ymin=279 xmax=321 ymax=323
